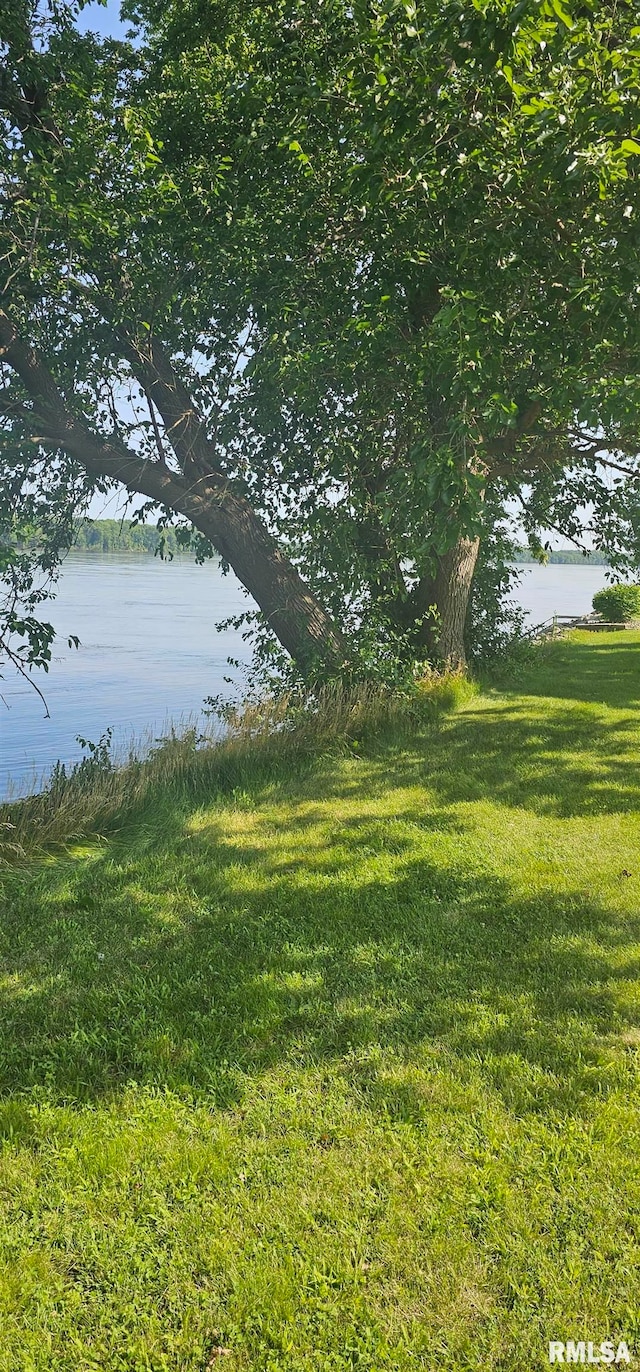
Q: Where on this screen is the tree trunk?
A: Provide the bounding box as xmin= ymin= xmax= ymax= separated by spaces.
xmin=407 ymin=534 xmax=480 ymax=669
xmin=431 ymin=535 xmax=480 ymax=669
xmin=176 ymin=483 xmax=350 ymax=676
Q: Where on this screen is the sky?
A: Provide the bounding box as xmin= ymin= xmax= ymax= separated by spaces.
xmin=75 ymin=0 xmax=130 ymax=40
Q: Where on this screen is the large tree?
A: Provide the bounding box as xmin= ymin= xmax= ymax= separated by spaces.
xmin=0 ymin=0 xmax=350 ymax=681
xmin=148 ymin=0 xmax=640 ymax=666
xmin=1 ymin=0 xmax=640 ymax=681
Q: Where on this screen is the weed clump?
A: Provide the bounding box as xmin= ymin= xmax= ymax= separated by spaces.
xmin=0 ymin=673 xmax=472 ymax=858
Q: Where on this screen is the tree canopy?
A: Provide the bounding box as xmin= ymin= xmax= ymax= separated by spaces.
xmin=1 ymin=0 xmax=639 ymax=683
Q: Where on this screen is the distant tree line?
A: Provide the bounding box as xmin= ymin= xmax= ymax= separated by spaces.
xmin=72 ymin=520 xmax=180 ymax=554
xmin=11 ymin=519 xmax=611 ymax=566
xmin=11 ymin=519 xmax=183 ymax=555
xmin=73 ymin=526 xmax=610 ymax=566
xmin=513 ymin=548 xmax=608 ymax=566
xmin=72 ymin=525 xmax=607 ymax=566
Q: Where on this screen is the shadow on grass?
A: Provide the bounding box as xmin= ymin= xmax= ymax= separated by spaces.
xmin=338 ymin=642 xmax=640 ymax=819
xmin=2 ymin=633 xmax=639 ymax=1123
xmin=0 ymin=789 xmax=637 ymax=1124
xmin=403 ymin=701 xmax=640 ymax=818
xmin=514 ymin=636 xmax=640 ymax=709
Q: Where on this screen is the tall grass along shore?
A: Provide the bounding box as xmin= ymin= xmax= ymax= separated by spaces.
xmin=1 ymin=634 xmax=640 ymax=1370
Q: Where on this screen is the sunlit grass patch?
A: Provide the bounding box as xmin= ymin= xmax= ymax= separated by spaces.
xmin=0 ymin=636 xmax=640 ymax=1368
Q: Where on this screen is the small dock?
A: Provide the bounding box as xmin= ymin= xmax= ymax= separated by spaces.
xmin=523 ymin=613 xmax=629 ymax=642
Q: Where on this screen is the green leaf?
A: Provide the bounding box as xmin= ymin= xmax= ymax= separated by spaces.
xmin=550 ymin=0 xmax=573 ymax=27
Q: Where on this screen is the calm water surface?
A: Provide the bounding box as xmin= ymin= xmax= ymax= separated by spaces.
xmin=0 ymin=556 xmax=609 ymax=799
xmin=511 ymin=561 xmax=608 ymax=623
xmin=1 ymin=554 xmax=253 ymax=799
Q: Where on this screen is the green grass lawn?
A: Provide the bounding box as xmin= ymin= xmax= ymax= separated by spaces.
xmin=2 ymin=632 xmax=640 ymax=1371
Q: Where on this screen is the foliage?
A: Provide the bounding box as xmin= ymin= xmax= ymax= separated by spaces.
xmin=1 ymin=0 xmax=640 ymax=677
xmin=0 ymin=502 xmax=83 ymax=695
xmin=48 ymin=727 xmax=114 ymax=795
xmin=109 ymin=0 xmax=640 ymax=642
xmin=592 ymin=583 xmax=640 ymax=622
xmin=0 ymin=635 xmax=640 ymax=1366
xmin=137 ymin=0 xmax=640 ymax=615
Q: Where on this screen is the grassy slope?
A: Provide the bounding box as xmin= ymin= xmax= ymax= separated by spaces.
xmin=1 ymin=633 xmax=640 ymax=1371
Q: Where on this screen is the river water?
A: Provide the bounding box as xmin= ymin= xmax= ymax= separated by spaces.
xmin=0 ymin=555 xmax=609 ymax=799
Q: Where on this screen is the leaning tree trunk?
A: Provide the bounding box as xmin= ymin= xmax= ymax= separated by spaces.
xmin=0 ymin=311 xmax=351 ymax=681
xmin=431 ymin=535 xmax=480 ymax=669
xmin=177 ymin=483 xmax=350 ymax=677
xmin=120 ymin=332 xmax=352 ymax=678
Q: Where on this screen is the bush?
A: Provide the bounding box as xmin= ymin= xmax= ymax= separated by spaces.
xmin=592 ymin=584 xmax=640 ymax=622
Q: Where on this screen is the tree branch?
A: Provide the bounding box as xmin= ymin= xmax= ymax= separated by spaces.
xmin=0 ymin=309 xmax=189 ymax=506
xmin=145 ymin=389 xmax=169 ymax=468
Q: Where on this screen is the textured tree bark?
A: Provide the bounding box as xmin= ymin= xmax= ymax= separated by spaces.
xmin=403 ymin=532 xmax=480 ymax=668
xmin=115 ymin=330 xmax=352 ymax=674
xmin=431 ymin=535 xmax=480 ymax=669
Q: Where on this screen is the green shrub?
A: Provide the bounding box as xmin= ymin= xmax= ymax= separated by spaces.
xmin=592 ymin=584 xmax=640 ymax=622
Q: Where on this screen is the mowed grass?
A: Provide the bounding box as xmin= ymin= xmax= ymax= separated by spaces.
xmin=1 ymin=632 xmax=640 ymax=1371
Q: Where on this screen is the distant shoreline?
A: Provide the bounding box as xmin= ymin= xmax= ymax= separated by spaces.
xmin=63 ymin=523 xmax=609 ymax=567
xmin=513 ymin=552 xmax=608 ymax=566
